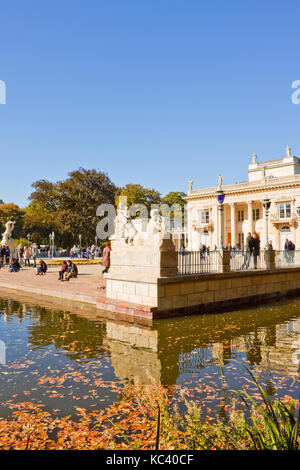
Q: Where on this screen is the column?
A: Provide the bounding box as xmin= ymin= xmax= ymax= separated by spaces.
xmin=187 ymin=206 xmax=193 ymax=250
xmin=230 ymin=203 xmax=236 ymax=248
xmin=262 ymin=204 xmax=268 ymax=250
xmin=247 ymin=201 xmax=253 ymax=235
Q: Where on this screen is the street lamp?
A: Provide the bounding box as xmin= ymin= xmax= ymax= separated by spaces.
xmin=49 ymin=233 xmax=52 ymax=258
xmin=27 ymin=233 xmax=30 ymax=249
xmin=95 ymin=235 xmax=98 ymax=246
xmin=79 ymin=234 xmax=82 ymax=258
xmin=52 ymin=231 xmax=55 ymax=257
xmin=263 ymin=197 xmax=271 ymax=250
xmin=216 ymin=180 xmax=225 ymax=250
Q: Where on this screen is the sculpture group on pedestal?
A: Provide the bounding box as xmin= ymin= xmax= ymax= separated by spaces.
xmin=111 ymin=204 xmax=168 ymax=246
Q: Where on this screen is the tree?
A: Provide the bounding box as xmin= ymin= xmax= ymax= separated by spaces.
xmin=28 ymin=168 xmax=117 ymax=247
xmin=0 ymin=203 xmax=25 ymax=240
xmin=116 ymin=184 xmax=161 ymax=216
xmin=161 ymin=191 xmax=187 ymax=210
xmin=23 ymin=201 xmax=58 ymax=245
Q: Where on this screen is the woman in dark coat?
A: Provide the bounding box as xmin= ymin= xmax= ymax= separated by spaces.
xmin=102 ymin=243 xmax=111 ymax=274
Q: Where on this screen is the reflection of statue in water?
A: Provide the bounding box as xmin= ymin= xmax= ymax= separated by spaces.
xmin=1 ymin=220 xmax=15 ymax=262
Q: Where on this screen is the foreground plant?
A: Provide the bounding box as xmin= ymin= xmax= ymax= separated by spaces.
xmin=0 ymin=372 xmax=299 ymax=450
xmin=230 ymin=365 xmax=300 ymax=450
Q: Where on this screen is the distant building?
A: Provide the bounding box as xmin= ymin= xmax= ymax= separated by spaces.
xmin=185 ymin=147 xmax=300 ymax=251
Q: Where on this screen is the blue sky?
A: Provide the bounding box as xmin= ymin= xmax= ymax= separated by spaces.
xmin=0 ymin=0 xmax=299 ymax=207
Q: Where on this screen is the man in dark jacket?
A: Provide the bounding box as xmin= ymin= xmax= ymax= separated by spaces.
xmin=242 ymin=232 xmax=253 ymax=269
xmin=0 ymin=245 xmax=6 ymax=266
xmin=64 ymin=260 xmax=78 ymax=281
xmin=252 ymin=233 xmax=260 ymax=269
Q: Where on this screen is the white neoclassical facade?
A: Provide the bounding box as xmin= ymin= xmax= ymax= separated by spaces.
xmin=186 ymin=146 xmax=300 ymax=251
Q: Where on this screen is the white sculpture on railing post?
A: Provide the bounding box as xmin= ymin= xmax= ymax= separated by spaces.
xmin=1 ymin=220 xmax=16 ymax=262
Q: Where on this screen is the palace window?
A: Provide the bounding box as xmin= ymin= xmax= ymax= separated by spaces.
xmin=252 ymin=208 xmax=260 ymax=221
xmin=238 ymin=233 xmax=244 ymax=246
xmin=200 ymin=210 xmax=210 ymax=224
xmin=279 ymin=203 xmax=291 ymax=219
xmin=238 ymin=210 xmax=244 ymax=222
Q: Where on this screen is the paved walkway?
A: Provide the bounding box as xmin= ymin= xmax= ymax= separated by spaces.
xmin=0 ymin=263 xmax=106 ymax=307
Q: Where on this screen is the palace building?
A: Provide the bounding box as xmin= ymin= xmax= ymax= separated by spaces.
xmin=185 ymin=146 xmax=300 ymax=251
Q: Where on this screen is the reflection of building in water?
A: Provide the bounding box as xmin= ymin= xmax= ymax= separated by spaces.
xmin=259 ymin=320 xmax=300 ymax=376
xmin=104 ymin=322 xmax=161 ymax=384
xmin=178 ymin=319 xmax=300 ymax=378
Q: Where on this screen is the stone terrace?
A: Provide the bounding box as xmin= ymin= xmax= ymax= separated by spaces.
xmin=0 ymin=263 xmax=106 ymax=307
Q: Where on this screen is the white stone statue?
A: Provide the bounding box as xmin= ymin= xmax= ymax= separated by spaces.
xmin=188 ymin=179 xmax=193 ymax=194
xmin=252 ymin=153 xmax=257 ymax=164
xmin=123 ymin=217 xmax=138 ymax=245
xmin=286 ymin=145 xmax=292 ymax=158
xmin=217 ymin=174 xmax=223 ymax=189
xmin=1 ymin=220 xmax=15 ymax=261
xmin=112 ymin=201 xmax=138 ymax=245
xmin=146 ymin=208 xmax=166 ymax=240
xmin=112 ymin=203 xmax=129 ymax=240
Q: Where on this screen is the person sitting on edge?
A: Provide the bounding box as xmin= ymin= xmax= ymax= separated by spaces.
xmin=9 ymin=258 xmax=21 ymax=272
xmin=64 ymin=260 xmax=78 ymax=281
xmin=58 ymin=261 xmax=68 ymax=281
xmin=36 ymin=259 xmax=47 ymax=275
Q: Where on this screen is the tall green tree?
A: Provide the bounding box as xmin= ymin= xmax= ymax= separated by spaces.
xmin=28 ymin=168 xmax=117 ymax=247
xmin=116 ymin=184 xmax=161 ymax=215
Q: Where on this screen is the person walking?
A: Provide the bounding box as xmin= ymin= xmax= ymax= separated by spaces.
xmin=31 ymin=243 xmax=38 ymax=268
xmin=242 ymin=232 xmax=253 ymax=269
xmin=24 ymin=247 xmax=31 ymax=267
xmin=18 ymin=244 xmax=24 ymax=267
xmin=252 ymin=232 xmax=260 ymax=269
xmin=5 ymin=246 xmax=10 ymax=265
xmin=288 ymin=239 xmax=295 ymax=263
xmin=102 ymin=243 xmax=111 ymax=274
xmin=284 ymin=238 xmax=291 ymax=263
xmin=0 ymin=245 xmax=6 ymax=267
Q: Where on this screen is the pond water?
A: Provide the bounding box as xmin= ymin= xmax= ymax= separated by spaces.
xmin=0 ymin=294 xmax=300 ymax=421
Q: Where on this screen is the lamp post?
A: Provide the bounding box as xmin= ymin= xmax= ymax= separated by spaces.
xmin=263 ymin=197 xmax=271 ymax=250
xmin=216 ymin=180 xmax=225 ymax=250
xmin=79 ymin=234 xmax=82 ymax=258
xmin=27 ymin=233 xmax=30 ymax=249
xmin=52 ymin=231 xmax=55 ymax=257
xmin=49 ymin=233 xmax=52 ymax=258
xmin=95 ymin=235 xmax=98 ymax=247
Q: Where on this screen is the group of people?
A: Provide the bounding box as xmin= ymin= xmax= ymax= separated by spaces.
xmin=284 ymin=238 xmax=295 ymax=263
xmin=0 ymin=245 xmax=10 ymax=266
xmin=58 ymin=260 xmax=78 ymax=281
xmin=17 ymin=243 xmax=38 ymax=267
xmin=70 ymin=244 xmax=102 ymax=259
xmin=241 ymin=232 xmax=261 ymax=269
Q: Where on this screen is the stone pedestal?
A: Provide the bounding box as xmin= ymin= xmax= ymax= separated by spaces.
xmin=105 ymin=235 xmax=178 ymax=308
